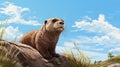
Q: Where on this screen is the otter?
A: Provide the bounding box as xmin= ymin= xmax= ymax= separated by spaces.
xmin=19 ymin=18 xmax=65 ymax=60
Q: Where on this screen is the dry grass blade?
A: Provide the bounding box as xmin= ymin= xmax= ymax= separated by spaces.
xmin=63 ymin=42 xmax=91 ymax=67
xmin=0 ymin=21 xmax=22 ymax=67
xmin=0 ymin=27 xmax=5 ymax=41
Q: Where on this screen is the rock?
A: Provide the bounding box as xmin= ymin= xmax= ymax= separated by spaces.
xmin=46 ymin=63 xmax=54 ymax=67
xmin=108 ymin=63 xmax=120 ymax=67
xmin=0 ymin=40 xmax=71 ymax=67
xmin=48 ymin=55 xmax=70 ymax=67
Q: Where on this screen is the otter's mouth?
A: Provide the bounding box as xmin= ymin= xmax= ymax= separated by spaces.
xmin=57 ymin=26 xmax=64 ymax=29
xmin=58 ymin=26 xmax=64 ymax=28
xmin=56 ymin=26 xmax=64 ymax=31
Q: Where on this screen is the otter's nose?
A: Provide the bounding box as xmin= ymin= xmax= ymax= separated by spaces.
xmin=59 ymin=22 xmax=64 ymax=25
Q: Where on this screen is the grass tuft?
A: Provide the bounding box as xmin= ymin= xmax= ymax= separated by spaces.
xmin=63 ymin=42 xmax=91 ymax=67
xmin=0 ymin=21 xmax=22 ymax=67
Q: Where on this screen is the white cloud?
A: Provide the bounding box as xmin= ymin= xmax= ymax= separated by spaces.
xmin=109 ymin=48 xmax=120 ymax=53
xmin=82 ymin=16 xmax=92 ymax=21
xmin=0 ymin=2 xmax=41 ymax=26
xmin=73 ymin=14 xmax=120 ymax=47
xmin=73 ymin=14 xmax=120 ymax=34
xmin=83 ymin=50 xmax=107 ymax=62
xmin=63 ymin=42 xmax=75 ymax=48
xmin=62 ymin=40 xmax=104 ymax=51
xmin=56 ymin=42 xmax=75 ymax=53
xmin=0 ymin=26 xmax=23 ymax=41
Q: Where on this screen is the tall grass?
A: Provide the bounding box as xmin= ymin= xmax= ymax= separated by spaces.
xmin=63 ymin=42 xmax=91 ymax=67
xmin=0 ymin=22 xmax=5 ymax=40
xmin=0 ymin=21 xmax=22 ymax=67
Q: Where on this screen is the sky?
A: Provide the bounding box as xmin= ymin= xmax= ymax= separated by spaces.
xmin=0 ymin=0 xmax=120 ymax=62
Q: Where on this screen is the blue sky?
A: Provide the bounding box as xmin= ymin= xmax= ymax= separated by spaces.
xmin=0 ymin=0 xmax=120 ymax=62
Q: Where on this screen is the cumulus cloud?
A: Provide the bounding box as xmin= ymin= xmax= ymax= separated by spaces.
xmin=56 ymin=42 xmax=75 ymax=53
xmin=63 ymin=42 xmax=75 ymax=49
xmin=109 ymin=48 xmax=120 ymax=53
xmin=84 ymin=50 xmax=107 ymax=61
xmin=82 ymin=16 xmax=92 ymax=21
xmin=0 ymin=26 xmax=23 ymax=41
xmin=73 ymin=14 xmax=120 ymax=35
xmin=0 ymin=2 xmax=41 ymax=26
xmin=73 ymin=14 xmax=120 ymax=47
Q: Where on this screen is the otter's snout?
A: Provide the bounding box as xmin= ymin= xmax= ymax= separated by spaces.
xmin=59 ymin=22 xmax=64 ymax=25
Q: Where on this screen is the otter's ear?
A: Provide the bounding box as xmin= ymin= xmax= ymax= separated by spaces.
xmin=44 ymin=20 xmax=47 ymax=24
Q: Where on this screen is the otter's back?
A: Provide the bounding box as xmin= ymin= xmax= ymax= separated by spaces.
xmin=20 ymin=30 xmax=38 ymax=48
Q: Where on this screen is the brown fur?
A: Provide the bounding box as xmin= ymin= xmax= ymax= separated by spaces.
xmin=20 ymin=18 xmax=64 ymax=59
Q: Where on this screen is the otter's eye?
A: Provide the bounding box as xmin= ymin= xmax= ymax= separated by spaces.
xmin=44 ymin=20 xmax=47 ymax=24
xmin=52 ymin=19 xmax=57 ymax=23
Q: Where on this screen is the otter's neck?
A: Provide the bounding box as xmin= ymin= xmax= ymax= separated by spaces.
xmin=47 ymin=31 xmax=60 ymax=41
xmin=39 ymin=28 xmax=61 ymax=43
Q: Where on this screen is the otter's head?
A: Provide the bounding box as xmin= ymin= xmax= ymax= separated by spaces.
xmin=43 ymin=18 xmax=65 ymax=32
